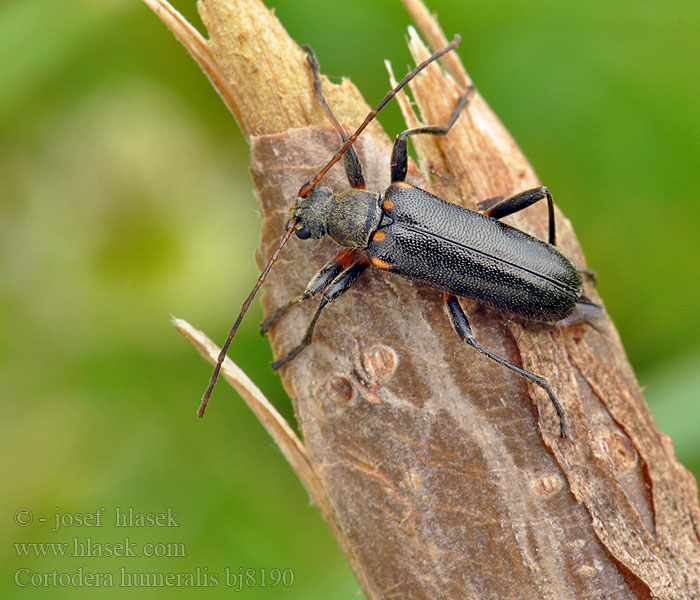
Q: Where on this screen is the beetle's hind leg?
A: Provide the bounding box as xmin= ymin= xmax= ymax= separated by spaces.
xmin=445 ymin=293 xmax=568 ymax=438
xmin=478 ymin=187 xmax=557 ymax=246
xmin=271 ymin=256 xmax=370 ymax=370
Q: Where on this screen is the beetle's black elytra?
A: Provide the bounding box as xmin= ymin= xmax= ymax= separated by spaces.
xmin=199 ymin=37 xmax=604 ymax=439
xmin=368 ymin=183 xmax=583 ymax=322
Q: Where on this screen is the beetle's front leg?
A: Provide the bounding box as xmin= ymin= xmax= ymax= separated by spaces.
xmin=261 ymin=248 xmax=357 ymax=334
xmin=272 ymin=256 xmax=370 ymax=370
xmin=303 ymin=45 xmax=366 ymax=190
xmin=445 ymin=293 xmax=568 ymax=438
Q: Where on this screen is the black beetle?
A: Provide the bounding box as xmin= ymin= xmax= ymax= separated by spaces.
xmin=199 ymin=36 xmax=604 ymax=439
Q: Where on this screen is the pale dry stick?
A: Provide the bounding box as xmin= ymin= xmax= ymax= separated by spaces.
xmin=400 ymin=0 xmax=472 ymax=89
xmin=171 ymin=318 xmax=338 ymax=534
xmin=141 ymin=0 xmax=237 ymax=116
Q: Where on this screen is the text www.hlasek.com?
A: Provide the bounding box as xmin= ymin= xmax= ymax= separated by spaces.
xmin=15 ymin=538 xmax=185 ymax=558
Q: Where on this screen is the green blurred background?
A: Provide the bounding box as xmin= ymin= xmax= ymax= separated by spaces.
xmin=2 ymin=0 xmax=698 ymax=597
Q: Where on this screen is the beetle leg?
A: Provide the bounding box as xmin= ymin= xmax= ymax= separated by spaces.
xmin=303 ymin=45 xmax=366 ymax=189
xmin=390 ymin=87 xmax=474 ymax=183
xmin=261 ymin=248 xmax=357 ymax=334
xmin=445 ymin=293 xmax=568 ymax=438
xmin=479 ymin=187 xmax=557 ymax=246
xmin=272 ymin=257 xmax=370 ymax=370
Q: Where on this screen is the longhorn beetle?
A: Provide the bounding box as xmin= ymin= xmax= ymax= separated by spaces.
xmin=198 ymin=36 xmax=604 ymax=439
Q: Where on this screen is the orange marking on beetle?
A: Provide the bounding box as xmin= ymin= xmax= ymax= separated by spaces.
xmin=393 ymin=181 xmax=412 ymax=189
xmin=383 ymin=199 xmax=395 ymax=210
xmin=371 ymin=257 xmax=391 ymax=270
xmin=338 ymin=248 xmax=357 ymax=269
xmin=372 ymin=230 xmax=387 ymax=242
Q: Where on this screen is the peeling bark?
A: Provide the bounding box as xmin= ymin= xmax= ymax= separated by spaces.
xmin=146 ymin=0 xmax=700 ymax=597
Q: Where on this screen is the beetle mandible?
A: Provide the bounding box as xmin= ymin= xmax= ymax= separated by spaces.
xmin=199 ymin=36 xmax=604 ymax=439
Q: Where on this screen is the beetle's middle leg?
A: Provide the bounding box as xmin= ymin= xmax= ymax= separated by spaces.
xmin=445 ymin=293 xmax=568 ymax=438
xmin=478 ymin=187 xmax=557 ymax=246
xmin=390 ymin=87 xmax=475 ymax=184
xmin=271 ymin=256 xmax=370 ymax=370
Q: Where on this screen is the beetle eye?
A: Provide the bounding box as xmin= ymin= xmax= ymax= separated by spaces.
xmin=295 ymin=224 xmax=311 ymax=239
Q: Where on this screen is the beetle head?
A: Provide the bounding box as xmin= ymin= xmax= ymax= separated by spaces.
xmin=291 ymin=186 xmax=332 ymax=240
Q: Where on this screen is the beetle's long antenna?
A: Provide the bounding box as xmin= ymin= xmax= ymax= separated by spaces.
xmin=198 ymin=218 xmax=297 ymax=417
xmin=297 ymin=35 xmax=461 ymax=198
xmin=199 ymin=36 xmax=461 ymax=416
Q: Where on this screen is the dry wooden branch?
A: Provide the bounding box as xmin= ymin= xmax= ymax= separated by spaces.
xmin=146 ymin=0 xmax=700 ymax=597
